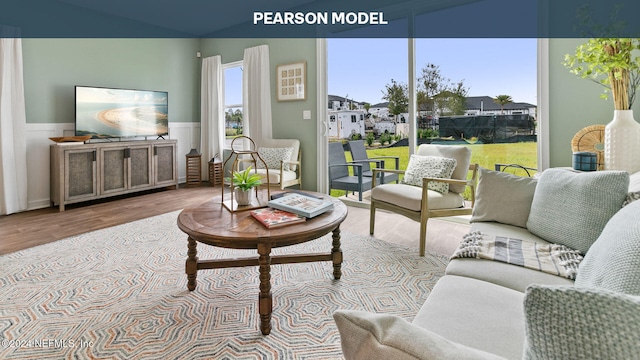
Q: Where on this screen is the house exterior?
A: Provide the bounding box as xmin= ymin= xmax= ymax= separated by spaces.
xmin=328 ymin=109 xmax=366 ymax=139
xmin=328 ymin=95 xmax=366 ymax=111
xmin=464 ymin=96 xmax=537 ymax=118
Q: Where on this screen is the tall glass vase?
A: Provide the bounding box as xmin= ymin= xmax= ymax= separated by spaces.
xmin=604 ymin=109 xmax=640 ymax=173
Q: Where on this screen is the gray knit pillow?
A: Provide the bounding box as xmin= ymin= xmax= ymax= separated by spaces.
xmin=575 ymin=199 xmax=640 ymax=295
xmin=526 ymin=169 xmax=629 ymax=254
xmin=523 ymin=285 xmax=640 ymax=360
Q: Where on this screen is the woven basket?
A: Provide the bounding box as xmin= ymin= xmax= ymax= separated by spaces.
xmin=571 ymin=125 xmax=605 ymax=171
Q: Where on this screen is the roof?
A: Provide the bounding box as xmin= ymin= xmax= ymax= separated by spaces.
xmin=465 ymin=96 xmax=536 ymax=111
xmin=328 ymin=94 xmax=367 ymax=106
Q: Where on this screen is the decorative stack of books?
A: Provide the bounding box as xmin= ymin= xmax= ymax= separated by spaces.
xmin=250 ymin=192 xmax=334 ymax=228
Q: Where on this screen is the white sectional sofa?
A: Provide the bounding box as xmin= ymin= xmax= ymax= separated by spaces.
xmin=334 ymin=168 xmax=640 ymax=360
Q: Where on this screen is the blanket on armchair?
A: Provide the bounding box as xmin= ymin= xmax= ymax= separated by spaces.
xmin=451 ymin=231 xmax=583 ymax=280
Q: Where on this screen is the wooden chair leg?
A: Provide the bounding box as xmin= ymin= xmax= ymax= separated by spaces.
xmin=419 ymin=217 xmax=428 ymax=257
xmin=369 ymin=203 xmax=376 ymax=235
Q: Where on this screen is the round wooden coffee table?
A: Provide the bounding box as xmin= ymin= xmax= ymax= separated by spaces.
xmin=176 ymin=191 xmax=348 ymax=335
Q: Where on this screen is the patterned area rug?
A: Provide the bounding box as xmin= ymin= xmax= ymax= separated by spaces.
xmin=0 ymin=210 xmax=448 ymax=359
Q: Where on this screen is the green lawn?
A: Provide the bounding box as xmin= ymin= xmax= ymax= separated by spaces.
xmin=331 ymin=142 xmax=538 ymax=198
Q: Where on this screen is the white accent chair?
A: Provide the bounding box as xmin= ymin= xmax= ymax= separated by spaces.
xmin=369 ymin=144 xmax=478 ymax=256
xmin=253 ymin=139 xmax=302 ymax=190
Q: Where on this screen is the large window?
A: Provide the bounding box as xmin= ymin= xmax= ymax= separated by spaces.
xmin=223 ymin=61 xmax=243 ymax=149
xmin=326 ymin=38 xmax=538 ymax=198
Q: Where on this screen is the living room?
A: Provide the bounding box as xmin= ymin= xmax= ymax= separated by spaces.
xmin=2 ymin=1 xmax=640 ymax=359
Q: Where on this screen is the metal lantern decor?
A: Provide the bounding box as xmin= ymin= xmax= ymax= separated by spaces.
xmin=222 ymin=136 xmax=271 ymax=212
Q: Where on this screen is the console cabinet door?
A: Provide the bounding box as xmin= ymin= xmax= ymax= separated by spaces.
xmin=128 ymin=145 xmax=153 ymax=189
xmin=64 ymin=148 xmax=97 ymax=201
xmin=154 ymin=143 xmax=177 ymax=186
xmin=100 ymin=147 xmax=127 ymax=195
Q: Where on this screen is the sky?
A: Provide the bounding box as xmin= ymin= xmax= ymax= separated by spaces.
xmin=328 ymin=38 xmax=538 ymax=106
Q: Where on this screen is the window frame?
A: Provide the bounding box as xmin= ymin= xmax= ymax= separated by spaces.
xmin=222 ymin=60 xmax=244 ymax=150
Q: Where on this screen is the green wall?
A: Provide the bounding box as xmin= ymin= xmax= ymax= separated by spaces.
xmin=22 ymin=38 xmax=201 ymax=124
xmin=199 ymin=38 xmax=319 ymax=190
xmin=548 ymin=38 xmax=640 ymax=168
xmin=25 ymin=38 xmax=611 ymax=187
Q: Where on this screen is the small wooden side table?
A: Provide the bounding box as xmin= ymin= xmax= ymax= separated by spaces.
xmin=186 ymin=149 xmax=202 ymax=187
xmin=209 ymin=159 xmax=223 ymax=186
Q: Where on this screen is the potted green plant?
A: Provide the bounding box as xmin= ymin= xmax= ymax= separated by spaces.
xmin=231 ymin=166 xmax=262 ymax=205
xmin=563 ymin=38 xmax=640 ymax=173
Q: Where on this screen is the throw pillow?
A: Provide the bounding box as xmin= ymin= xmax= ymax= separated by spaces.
xmin=401 ymin=155 xmax=457 ymax=194
xmin=416 ymin=145 xmax=471 ymax=193
xmin=333 ymin=310 xmax=505 ymax=360
xmin=622 ymin=191 xmax=640 ymax=207
xmin=257 ymin=147 xmax=294 ymax=171
xmin=523 ymin=285 xmax=640 ymax=360
xmin=526 ymin=168 xmax=629 ymax=254
xmin=471 ymin=167 xmax=538 ymax=228
xmin=574 ymin=199 xmax=640 ymax=295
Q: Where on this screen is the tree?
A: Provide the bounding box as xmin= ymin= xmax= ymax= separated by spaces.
xmin=418 ymin=63 xmax=447 ymax=115
xmin=493 ymin=95 xmax=513 ymax=114
xmin=434 ymin=81 xmax=469 ymax=116
xmin=382 ymin=79 xmax=408 ymax=119
xmin=418 ymin=63 xmax=468 ymax=116
xmin=448 ymin=81 xmax=470 ymax=115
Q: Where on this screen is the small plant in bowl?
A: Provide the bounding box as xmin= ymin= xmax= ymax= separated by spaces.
xmin=231 ymin=167 xmax=262 ymax=205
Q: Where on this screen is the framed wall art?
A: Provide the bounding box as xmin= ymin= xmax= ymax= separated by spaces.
xmin=277 ymin=61 xmax=306 ymax=101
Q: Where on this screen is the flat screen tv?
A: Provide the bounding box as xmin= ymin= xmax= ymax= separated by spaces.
xmin=75 ymin=86 xmax=168 ymax=139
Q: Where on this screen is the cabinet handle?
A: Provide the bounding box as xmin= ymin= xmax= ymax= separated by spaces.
xmin=124 ymin=148 xmax=131 ymax=158
xmin=93 ymin=151 xmax=96 ymax=162
xmin=154 ymin=147 xmax=157 ymax=156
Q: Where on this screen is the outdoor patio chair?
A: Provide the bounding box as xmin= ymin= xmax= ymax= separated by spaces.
xmin=348 ymin=140 xmax=400 ymax=185
xmin=369 ymin=144 xmax=478 ymax=256
xmin=329 ymin=141 xmax=373 ymax=201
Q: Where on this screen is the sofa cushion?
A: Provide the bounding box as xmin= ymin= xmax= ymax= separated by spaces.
xmin=371 ymin=183 xmax=464 ymax=212
xmin=416 ymin=144 xmax=471 ymax=193
xmin=253 ymin=168 xmax=297 ymax=185
xmin=574 ymin=199 xmax=640 ymax=295
xmin=526 ymin=168 xmax=629 ymax=254
xmin=471 ymin=167 xmax=537 ymax=228
xmin=333 ymin=310 xmax=505 ymax=360
xmin=523 ymin=285 xmax=640 ymax=360
xmin=257 ymin=147 xmax=294 ymax=171
xmin=402 ymin=155 xmax=457 ymax=194
xmin=447 ymin=223 xmax=575 ymax=292
xmin=413 ymin=275 xmax=525 ymax=360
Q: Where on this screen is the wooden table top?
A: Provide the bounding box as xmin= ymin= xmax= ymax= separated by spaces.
xmin=177 ymin=191 xmax=348 ymax=250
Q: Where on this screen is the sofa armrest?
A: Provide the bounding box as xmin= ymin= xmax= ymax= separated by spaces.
xmin=333 ymin=310 xmax=506 ymax=360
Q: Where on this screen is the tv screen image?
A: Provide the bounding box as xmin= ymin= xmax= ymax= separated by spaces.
xmin=75 ymin=86 xmax=168 ymax=139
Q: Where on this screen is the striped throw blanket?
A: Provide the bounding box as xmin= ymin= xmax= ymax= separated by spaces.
xmin=451 ymin=231 xmax=583 ymax=280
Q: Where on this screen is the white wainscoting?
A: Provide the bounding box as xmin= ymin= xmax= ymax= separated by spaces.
xmin=24 ymin=122 xmax=201 ymax=211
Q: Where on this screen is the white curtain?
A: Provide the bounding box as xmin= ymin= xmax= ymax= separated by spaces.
xmin=200 ymin=55 xmax=224 ymax=180
xmin=243 ymin=45 xmax=272 ymax=148
xmin=0 ymin=26 xmax=28 ymax=215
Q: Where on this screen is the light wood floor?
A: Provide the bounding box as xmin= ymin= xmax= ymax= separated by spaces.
xmin=0 ymin=184 xmax=469 ymax=257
